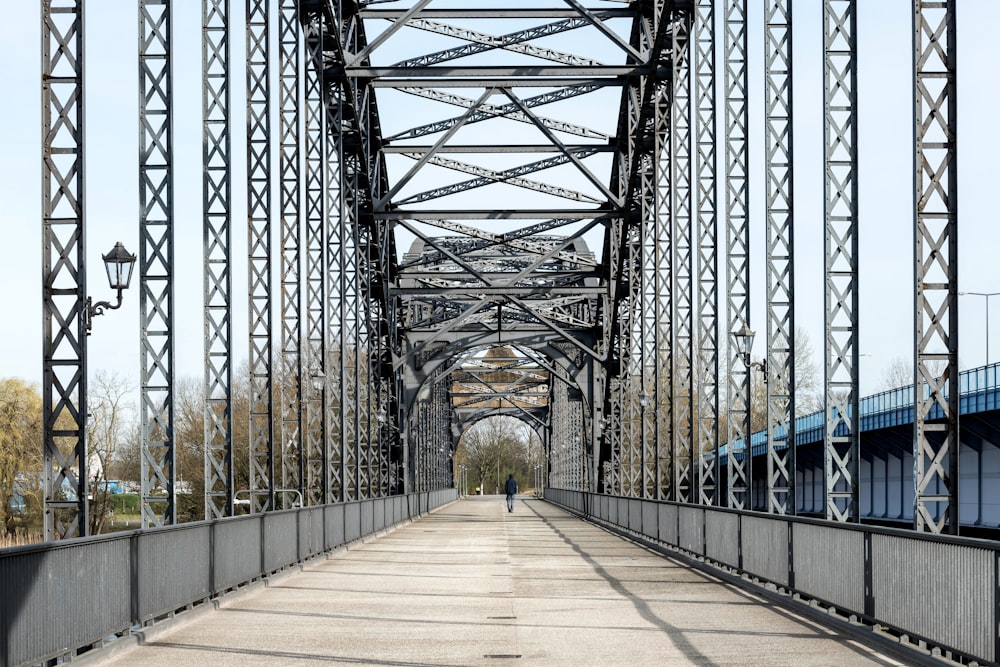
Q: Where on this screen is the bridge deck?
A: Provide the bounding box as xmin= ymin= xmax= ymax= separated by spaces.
xmin=90 ymin=498 xmax=909 ymax=666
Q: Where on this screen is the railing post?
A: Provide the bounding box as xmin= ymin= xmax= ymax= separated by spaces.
xmin=786 ymin=520 xmax=795 ymax=590
xmin=863 ymin=531 xmax=874 ymax=618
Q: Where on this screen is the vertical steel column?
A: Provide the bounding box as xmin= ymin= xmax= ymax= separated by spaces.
xmin=325 ymin=68 xmax=346 ymax=505
xmin=823 ymin=0 xmax=859 ymax=522
xmin=203 ymin=0 xmax=234 ymax=520
xmin=246 ymin=0 xmax=274 ymax=513
xmin=341 ymin=6 xmax=365 ymax=501
xmin=765 ymin=0 xmax=796 ymax=514
xmin=278 ymin=0 xmax=303 ymax=503
xmin=724 ymin=0 xmax=751 ymax=510
xmin=355 ymin=64 xmax=378 ymax=499
xmin=622 ymin=237 xmax=642 ymax=497
xmin=41 ymin=0 xmax=88 ymax=539
xmin=341 ymin=174 xmax=360 ymax=502
xmin=653 ymin=48 xmax=673 ymax=502
xmin=302 ymin=10 xmax=326 ymax=506
xmin=641 ymin=62 xmax=664 ymax=500
xmin=553 ymin=377 xmax=570 ymax=488
xmin=671 ymin=11 xmax=694 ymax=504
xmin=570 ymin=396 xmax=585 ymax=490
xmin=695 ymin=0 xmax=720 ymax=506
xmin=642 ymin=131 xmax=663 ymax=499
xmin=139 ymin=0 xmax=176 ymax=526
xmin=913 ymin=0 xmax=959 ymax=534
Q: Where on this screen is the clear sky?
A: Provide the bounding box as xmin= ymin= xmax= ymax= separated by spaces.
xmin=0 ymin=1 xmax=996 ymax=398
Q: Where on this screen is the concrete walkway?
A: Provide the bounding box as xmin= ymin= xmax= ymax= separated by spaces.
xmin=93 ymin=497 xmax=911 ymax=666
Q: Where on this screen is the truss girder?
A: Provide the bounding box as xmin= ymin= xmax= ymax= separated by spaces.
xmin=913 ymin=0 xmax=958 ymax=534
xmin=41 ymin=0 xmax=88 ymax=540
xmin=765 ymin=0 xmax=796 ymax=515
xmin=28 ymin=0 xmax=986 ymax=548
xmin=139 ymin=0 xmax=176 ymax=527
xmin=823 ymin=0 xmax=860 ymax=523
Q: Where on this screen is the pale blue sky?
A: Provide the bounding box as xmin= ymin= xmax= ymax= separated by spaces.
xmin=0 ymin=1 xmax=996 ymax=398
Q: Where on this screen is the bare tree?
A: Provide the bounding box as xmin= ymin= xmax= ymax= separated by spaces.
xmin=744 ymin=326 xmax=822 ymax=433
xmin=87 ymin=372 xmax=136 ymax=534
xmin=457 ymin=416 xmax=525 ymax=494
xmin=172 ymin=364 xmax=254 ymax=522
xmin=794 ymin=327 xmax=822 ymax=415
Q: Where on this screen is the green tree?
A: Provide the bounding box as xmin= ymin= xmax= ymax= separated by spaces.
xmin=0 ymin=378 xmax=43 ymax=536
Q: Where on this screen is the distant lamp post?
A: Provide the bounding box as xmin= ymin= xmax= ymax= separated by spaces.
xmin=959 ymin=291 xmax=999 ymax=366
xmin=731 ymin=323 xmax=767 ymax=510
xmin=311 ymin=372 xmax=325 ymax=395
xmin=638 ymin=391 xmax=648 ymax=409
xmin=86 ymin=242 xmax=136 ymax=334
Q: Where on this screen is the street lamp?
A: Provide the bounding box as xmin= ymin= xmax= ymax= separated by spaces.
xmin=959 ymin=291 xmax=999 ymax=366
xmin=85 ymin=242 xmax=137 ymax=334
xmin=732 ymin=324 xmax=768 ymax=510
xmin=732 ymin=323 xmax=767 ymax=377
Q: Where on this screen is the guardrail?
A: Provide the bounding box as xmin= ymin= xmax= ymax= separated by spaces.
xmin=545 ymin=488 xmax=998 ymax=666
xmin=0 ymin=489 xmax=457 ymax=667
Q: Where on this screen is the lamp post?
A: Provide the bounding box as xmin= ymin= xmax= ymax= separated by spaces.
xmin=732 ymin=323 xmax=767 ymax=377
xmin=959 ymin=291 xmax=999 ymax=366
xmin=85 ymin=242 xmax=137 ymax=333
xmin=732 ymin=324 xmax=767 ymax=509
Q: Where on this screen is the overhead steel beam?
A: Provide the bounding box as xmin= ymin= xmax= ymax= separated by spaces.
xmin=378 ymin=209 xmax=612 ymax=220
xmin=392 ymin=16 xmax=604 ymax=68
xmin=351 ymin=66 xmax=640 ymax=78
xmin=360 ymin=8 xmax=635 ymax=20
xmin=386 ymin=85 xmax=609 ymax=144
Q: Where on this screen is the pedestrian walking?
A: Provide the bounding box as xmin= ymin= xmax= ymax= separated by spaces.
xmin=504 ymin=473 xmax=518 ymax=512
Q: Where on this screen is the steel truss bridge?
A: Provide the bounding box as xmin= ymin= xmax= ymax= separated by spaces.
xmin=38 ymin=1 xmax=964 ymax=540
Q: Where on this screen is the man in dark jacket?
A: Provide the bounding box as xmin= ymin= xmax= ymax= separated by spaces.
xmin=504 ymin=474 xmax=518 ymax=512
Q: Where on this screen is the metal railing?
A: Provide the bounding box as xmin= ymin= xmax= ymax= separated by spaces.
xmin=545 ymin=488 xmax=998 ymax=666
xmin=0 ymin=489 xmax=457 ymax=667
